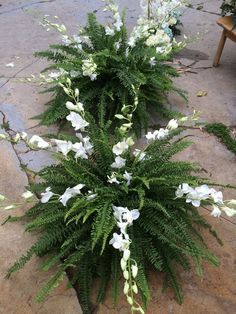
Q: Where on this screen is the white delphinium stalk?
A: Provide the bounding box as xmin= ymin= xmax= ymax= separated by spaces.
xmin=109 ymin=205 xmax=144 ymax=313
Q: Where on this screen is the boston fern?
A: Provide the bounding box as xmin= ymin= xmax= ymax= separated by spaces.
xmin=3 ymin=89 xmax=234 ymax=313
xmin=32 ymin=0 xmax=186 ymax=132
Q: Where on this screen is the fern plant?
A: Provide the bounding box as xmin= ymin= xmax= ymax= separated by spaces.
xmin=3 ymin=97 xmax=234 ymax=313
xmin=32 ymin=0 xmax=186 ymax=132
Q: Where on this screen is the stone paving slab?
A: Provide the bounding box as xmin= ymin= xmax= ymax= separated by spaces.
xmin=0 ymin=0 xmax=236 ymax=313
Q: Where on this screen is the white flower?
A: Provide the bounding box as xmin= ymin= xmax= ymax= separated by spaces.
xmin=114 ymin=13 xmax=123 ymax=31
xmin=62 ymin=35 xmax=72 ymax=45
xmin=59 ymin=184 xmax=85 ymax=206
xmin=109 ymin=233 xmax=130 ymax=250
xmin=48 ymin=72 xmax=61 ymax=80
xmin=175 ymin=183 xmax=193 ymax=198
xmin=107 ymin=172 xmax=120 ymax=184
xmin=128 ymin=36 xmax=136 ymax=47
xmin=112 ymin=206 xmax=139 ymax=225
xmin=66 ymin=112 xmax=89 ymax=131
xmin=41 ymin=187 xmax=54 ymax=203
xmin=53 ymin=139 xmax=73 ymax=156
xmin=123 ymin=171 xmax=132 ymax=186
xmin=29 ymin=135 xmax=50 ymax=149
xmin=195 ymin=185 xmax=212 ymax=200
xmin=149 ymin=57 xmax=157 ymax=67
xmin=82 ymin=136 xmax=94 ymax=155
xmin=155 ymin=128 xmax=169 ymax=140
xmin=133 ymin=149 xmax=146 ymax=161
xmin=72 ymin=142 xmax=88 ymax=159
xmin=186 ymin=190 xmax=202 ymax=207
xmin=210 ymin=190 xmax=223 ymax=205
xmin=112 ymin=141 xmax=129 ymax=155
xmin=105 ymin=26 xmax=115 ymax=36
xmin=22 ymin=191 xmax=34 ymax=199
xmin=167 ymin=119 xmax=178 ymax=130
xmin=111 ymin=156 xmax=126 ymax=169
xmin=6 ymin=62 xmax=15 ymax=68
xmin=211 ymin=205 xmax=221 ymax=217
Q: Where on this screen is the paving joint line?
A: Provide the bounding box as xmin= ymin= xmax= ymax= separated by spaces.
xmin=0 ymin=0 xmax=55 ymax=15
xmin=0 ymin=60 xmax=39 ymax=89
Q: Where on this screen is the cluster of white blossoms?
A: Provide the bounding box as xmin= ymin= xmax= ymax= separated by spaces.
xmin=145 ymin=118 xmax=179 ymax=142
xmin=175 ymin=183 xmax=236 ymax=217
xmin=128 ymin=0 xmax=186 ymax=55
xmin=109 ymin=206 xmax=144 ymax=313
xmin=103 ymin=0 xmax=123 ymax=33
xmin=81 ymin=56 xmax=98 ymax=81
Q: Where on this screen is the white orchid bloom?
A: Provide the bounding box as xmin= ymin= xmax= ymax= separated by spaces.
xmin=211 ymin=205 xmax=222 ymax=217
xmin=53 ymin=139 xmax=73 ymax=156
xmin=105 ymin=26 xmax=115 ymax=36
xmin=72 ymin=142 xmax=88 ymax=159
xmin=133 ymin=149 xmax=146 ymax=161
xmin=123 ymin=171 xmax=132 ymax=186
xmin=175 ymin=183 xmax=193 ymax=198
xmin=41 ymin=187 xmax=54 ymax=203
xmin=107 ymin=173 xmax=120 ymax=184
xmin=112 ymin=141 xmax=129 ymax=155
xmin=66 ymin=112 xmax=89 ymax=131
xmin=167 ymin=119 xmax=178 ymax=130
xmin=109 ymin=233 xmax=130 ymax=250
xmin=59 ymin=184 xmax=85 ymax=206
xmin=29 ymin=135 xmax=50 ymax=149
xmin=210 ymin=190 xmax=224 ymax=205
xmin=111 ymin=156 xmax=126 ymax=169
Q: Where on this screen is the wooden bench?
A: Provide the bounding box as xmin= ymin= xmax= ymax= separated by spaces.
xmin=213 ymin=16 xmax=236 ymax=67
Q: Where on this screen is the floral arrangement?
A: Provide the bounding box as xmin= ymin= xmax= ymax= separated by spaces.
xmin=30 ymin=0 xmax=187 ymax=130
xmin=1 ymin=81 xmax=236 ymax=313
xmin=221 ymin=0 xmax=236 ymax=16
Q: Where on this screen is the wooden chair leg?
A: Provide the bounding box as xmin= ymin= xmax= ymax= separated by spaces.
xmin=213 ymin=30 xmax=227 ymax=67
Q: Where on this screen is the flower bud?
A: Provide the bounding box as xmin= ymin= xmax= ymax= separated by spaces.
xmin=0 ymin=194 xmax=6 ymax=201
xmin=120 ymin=258 xmax=127 ymax=271
xmin=132 ymin=284 xmax=138 ymax=294
xmin=123 ymin=281 xmax=129 ymax=295
xmin=66 ymin=101 xmax=76 ymax=111
xmin=4 ymin=205 xmax=15 ymax=210
xmin=22 ymin=191 xmax=34 ymax=199
xmin=179 ymin=116 xmax=188 ymax=122
xmin=123 ymin=270 xmax=129 ymax=280
xmin=66 ymin=78 xmax=71 ymax=86
xmin=21 ymin=132 xmax=28 ymax=141
xmin=126 ymin=137 xmax=134 ymax=146
xmin=123 ymin=249 xmax=130 ymax=261
xmin=63 ymin=87 xmax=70 ymax=95
xmin=131 ymin=265 xmax=138 ymax=278
xmin=0 ymin=134 xmax=7 ymax=139
xmin=14 ymin=133 xmax=21 ymax=143
xmin=127 ymin=296 xmax=133 ymax=306
xmin=75 ymin=88 xmax=80 ymax=97
xmin=227 ymin=199 xmax=236 ymax=206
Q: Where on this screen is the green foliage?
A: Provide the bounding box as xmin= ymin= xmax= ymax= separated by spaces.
xmin=7 ymin=121 xmax=221 ymax=313
xmin=34 ymin=11 xmax=185 ymax=132
xmin=221 ymin=0 xmax=236 ymax=15
xmin=205 ymin=122 xmax=236 ymax=155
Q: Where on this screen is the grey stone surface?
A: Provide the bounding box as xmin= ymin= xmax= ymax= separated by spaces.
xmin=0 ymin=0 xmax=236 ymax=313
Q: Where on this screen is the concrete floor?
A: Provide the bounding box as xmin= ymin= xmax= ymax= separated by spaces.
xmin=0 ymin=0 xmax=235 ymax=313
